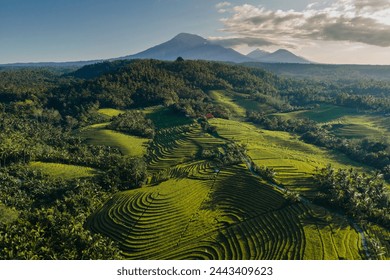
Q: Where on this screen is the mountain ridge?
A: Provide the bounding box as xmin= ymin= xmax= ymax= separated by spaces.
xmin=247 ymin=48 xmax=270 ymax=60
xmin=120 ymin=33 xmax=253 ymax=63
xmin=0 ymin=33 xmax=312 ymax=66
xmin=247 ymin=48 xmax=311 ymax=64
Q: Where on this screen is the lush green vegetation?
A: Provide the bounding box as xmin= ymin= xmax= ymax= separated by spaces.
xmin=316 ymin=166 xmax=389 ymax=228
xmin=107 ymin=111 xmax=155 ymax=138
xmin=243 ymin=62 xmax=390 ymax=81
xmin=0 ymin=60 xmax=389 ymax=259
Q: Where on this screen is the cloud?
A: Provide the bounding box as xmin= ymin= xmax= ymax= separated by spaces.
xmin=209 ymin=36 xmax=274 ymax=47
xmin=216 ymin=2 xmax=231 ymax=9
xmin=216 ymin=2 xmax=231 ymax=13
xmin=355 ymin=0 xmax=390 ymax=11
xmin=310 ymin=16 xmax=390 ymax=47
xmin=216 ymin=0 xmax=390 ymax=48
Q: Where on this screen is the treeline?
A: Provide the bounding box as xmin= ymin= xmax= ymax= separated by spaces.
xmin=0 ymin=164 xmax=122 ymax=259
xmin=108 ymin=111 xmax=155 ymax=138
xmin=200 ymin=143 xmax=246 ymax=167
xmin=0 ymin=68 xmax=74 ymax=109
xmin=315 ymin=166 xmax=389 ymax=228
xmin=0 ymin=153 xmax=147 ymax=259
xmin=244 ymin=62 xmax=390 ymax=82
xmin=279 ymin=78 xmax=390 ymax=114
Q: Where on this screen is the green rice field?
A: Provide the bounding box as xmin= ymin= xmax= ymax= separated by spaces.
xmin=275 ymin=104 xmax=390 ymax=140
xmin=78 ymin=124 xmax=149 ymax=157
xmin=29 ymin=161 xmax=97 ymax=179
xmin=89 ymin=119 xmax=366 ymax=259
xmin=209 ymin=118 xmax=371 ymax=194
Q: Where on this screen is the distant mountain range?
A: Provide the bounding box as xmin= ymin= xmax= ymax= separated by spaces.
xmin=247 ymin=48 xmax=311 ymax=64
xmin=123 ymin=33 xmax=311 ymax=64
xmin=120 ymin=33 xmax=252 ymax=63
xmin=0 ymin=33 xmax=312 ymax=67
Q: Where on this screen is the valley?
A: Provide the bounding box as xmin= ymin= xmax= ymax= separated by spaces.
xmin=87 ymin=108 xmax=365 ymax=260
xmin=0 ymin=59 xmax=388 ymax=260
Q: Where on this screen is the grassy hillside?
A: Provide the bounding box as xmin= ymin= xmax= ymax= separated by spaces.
xmin=209 ymin=118 xmax=371 ymax=194
xmin=78 ymin=123 xmax=149 ymax=157
xmin=275 ymin=104 xmax=390 ymax=141
xmin=275 ymin=104 xmax=359 ymax=123
xmin=89 ymin=118 xmax=366 ymax=260
xmin=29 ymin=162 xmax=97 ymax=179
xmin=209 ymin=90 xmax=246 ymax=118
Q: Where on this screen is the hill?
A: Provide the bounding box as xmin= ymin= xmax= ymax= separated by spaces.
xmin=54 ymin=59 xmax=278 ymax=118
xmin=243 ymin=62 xmax=390 ymax=81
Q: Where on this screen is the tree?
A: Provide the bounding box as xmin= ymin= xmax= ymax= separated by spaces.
xmin=102 ymin=156 xmax=148 ymax=190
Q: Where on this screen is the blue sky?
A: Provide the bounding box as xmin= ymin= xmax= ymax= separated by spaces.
xmin=1 ymin=0 xmax=390 ymax=64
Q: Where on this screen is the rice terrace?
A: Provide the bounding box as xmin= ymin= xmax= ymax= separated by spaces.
xmin=0 ymin=58 xmax=389 ymax=260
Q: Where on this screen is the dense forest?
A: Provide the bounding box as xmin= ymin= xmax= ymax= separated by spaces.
xmin=0 ymin=59 xmax=389 ymax=259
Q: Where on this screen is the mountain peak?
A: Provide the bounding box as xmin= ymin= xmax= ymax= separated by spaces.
xmin=173 ymin=33 xmax=206 ymax=42
xmin=170 ymin=33 xmax=208 ymax=48
xmin=249 ymin=48 xmax=268 ymax=54
xmin=273 ymin=49 xmax=293 ymax=54
xmin=124 ymin=33 xmax=252 ymax=63
xmin=247 ymin=48 xmax=270 ymax=60
xmin=248 ymin=48 xmax=311 ymax=64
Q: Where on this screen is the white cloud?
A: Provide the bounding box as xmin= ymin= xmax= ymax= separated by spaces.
xmin=306 ymin=2 xmax=318 ymax=9
xmin=216 ymin=2 xmax=231 ymax=9
xmin=355 ymin=0 xmax=390 ymax=11
xmin=216 ymin=0 xmax=390 ymax=48
xmin=216 ymin=1 xmax=232 ymax=13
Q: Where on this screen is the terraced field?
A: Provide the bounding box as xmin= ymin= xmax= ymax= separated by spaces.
xmin=275 ymin=104 xmax=359 ymax=123
xmin=275 ymin=104 xmax=390 ymax=141
xmin=78 ymin=124 xmax=149 ymax=157
xmin=146 ymin=124 xmax=225 ymax=178
xmin=89 ymin=119 xmax=365 ymax=259
xmin=331 ymin=115 xmax=390 ymax=141
xmin=209 ymin=118 xmax=370 ymax=195
xmin=29 ymin=161 xmax=97 ymax=179
xmin=302 ymin=204 xmax=362 ymax=260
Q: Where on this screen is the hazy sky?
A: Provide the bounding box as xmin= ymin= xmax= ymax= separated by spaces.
xmin=1 ymin=0 xmax=390 ymax=64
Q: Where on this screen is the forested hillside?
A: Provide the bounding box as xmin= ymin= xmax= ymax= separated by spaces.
xmin=0 ymin=60 xmax=388 ymax=259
